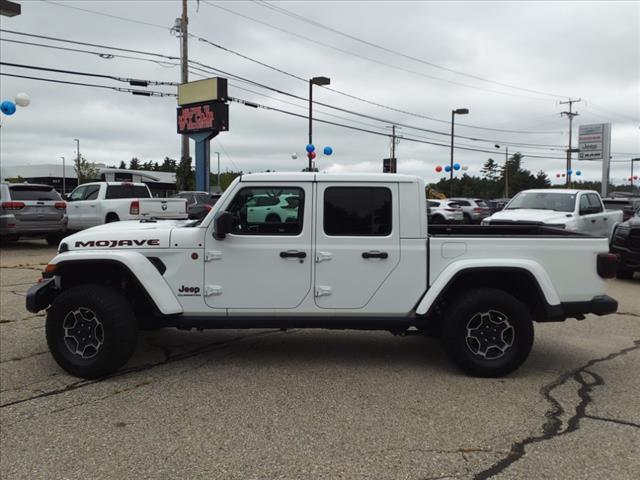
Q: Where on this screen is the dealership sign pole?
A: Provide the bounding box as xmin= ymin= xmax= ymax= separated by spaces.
xmin=177 ymin=77 xmax=228 ymax=192
xmin=577 ymin=123 xmax=611 ymax=197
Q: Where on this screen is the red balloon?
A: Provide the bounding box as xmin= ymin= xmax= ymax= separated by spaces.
xmin=435 ymin=165 xmax=443 ymax=172
xmin=629 ymin=177 xmax=633 ymax=181
xmin=556 ymin=173 xmax=560 ymax=178
xmin=308 ymin=151 xmax=316 ymax=159
xmin=634 ymin=176 xmax=638 ymax=180
xmin=562 ymin=173 xmax=566 ymax=177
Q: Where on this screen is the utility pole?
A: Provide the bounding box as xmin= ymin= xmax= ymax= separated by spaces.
xmin=560 ymin=98 xmax=581 ymax=188
xmin=504 ymin=147 xmax=509 ymax=198
xmin=180 ymin=0 xmax=189 ymax=169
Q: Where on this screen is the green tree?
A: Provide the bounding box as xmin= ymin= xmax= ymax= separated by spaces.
xmin=118 ymin=160 xmax=126 ymax=169
xmin=159 ymin=157 xmax=177 ymax=172
xmin=480 ymin=158 xmax=500 ymax=182
xmin=6 ymin=175 xmax=25 ymax=183
xmin=176 ymin=157 xmax=194 ymax=191
xmin=129 ymin=157 xmax=140 ymax=170
xmin=75 ymin=154 xmax=99 ymax=184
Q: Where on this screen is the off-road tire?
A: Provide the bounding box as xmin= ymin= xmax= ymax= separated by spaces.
xmin=442 ymin=288 xmax=534 ymax=377
xmin=46 ymin=234 xmax=61 ymax=246
xmin=431 ymin=215 xmax=445 ymax=225
xmin=46 ymin=284 xmax=138 ymax=379
xmin=265 ymin=213 xmax=281 ymax=223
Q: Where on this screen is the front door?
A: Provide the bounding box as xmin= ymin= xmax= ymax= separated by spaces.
xmin=204 ymin=183 xmax=312 ymax=310
xmin=66 ymin=185 xmax=87 ymax=230
xmin=314 ymin=183 xmax=400 ymax=309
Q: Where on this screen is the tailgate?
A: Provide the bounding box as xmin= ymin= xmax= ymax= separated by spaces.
xmin=139 ymin=198 xmax=188 ymax=219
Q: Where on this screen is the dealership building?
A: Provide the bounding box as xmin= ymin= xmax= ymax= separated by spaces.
xmin=0 ymin=164 xmax=178 ymax=197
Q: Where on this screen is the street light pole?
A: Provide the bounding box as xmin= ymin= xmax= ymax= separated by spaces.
xmin=308 ymin=76 xmax=330 ymax=171
xmin=74 ymin=138 xmax=80 ymax=186
xmin=632 ymin=158 xmax=640 ymax=191
xmin=215 ymin=151 xmax=220 ymax=189
xmin=450 ymin=108 xmax=469 ymax=197
xmin=60 ymin=156 xmax=65 ymax=195
xmin=494 ymin=144 xmax=509 ymax=198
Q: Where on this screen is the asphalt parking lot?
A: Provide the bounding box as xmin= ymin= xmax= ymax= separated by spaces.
xmin=1 ymin=241 xmax=638 ymax=479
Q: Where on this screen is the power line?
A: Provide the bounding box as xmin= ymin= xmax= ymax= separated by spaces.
xmin=0 ymin=72 xmax=176 ymax=97
xmin=200 ymin=1 xmax=558 ymax=104
xmin=0 ymin=61 xmax=179 ymax=86
xmin=2 ymin=27 xmax=566 ymax=141
xmin=252 ymin=0 xmax=569 ymax=99
xmin=0 ymin=38 xmax=181 ymax=68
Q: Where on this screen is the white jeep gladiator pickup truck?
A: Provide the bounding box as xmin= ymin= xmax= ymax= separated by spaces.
xmin=66 ymin=182 xmax=187 ymax=230
xmin=27 ymin=173 xmax=618 ymax=379
xmin=482 ymin=189 xmax=623 ymax=240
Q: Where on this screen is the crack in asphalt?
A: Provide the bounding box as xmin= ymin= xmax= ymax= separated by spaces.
xmin=0 ymin=350 xmax=48 ymax=364
xmin=473 ymin=339 xmax=640 ymax=479
xmin=584 ymin=414 xmax=640 ymax=429
xmin=0 ymin=314 xmax=45 ymax=325
xmin=0 ymin=330 xmax=283 ymax=409
xmin=617 ymin=311 xmax=640 ymax=318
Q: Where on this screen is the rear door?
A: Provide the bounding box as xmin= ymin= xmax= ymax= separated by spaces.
xmin=314 ymin=183 xmax=400 ymax=309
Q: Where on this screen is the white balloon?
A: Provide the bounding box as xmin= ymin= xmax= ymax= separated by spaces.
xmin=291 ymin=153 xmax=298 ymax=160
xmin=462 ymin=165 xmax=469 ymax=171
xmin=14 ymin=93 xmax=30 ymax=107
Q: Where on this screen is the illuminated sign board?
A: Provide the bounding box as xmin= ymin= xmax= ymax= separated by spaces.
xmin=177 ymin=102 xmax=229 ymax=134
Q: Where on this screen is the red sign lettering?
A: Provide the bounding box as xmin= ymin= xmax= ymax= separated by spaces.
xmin=177 ymin=105 xmax=215 ymax=132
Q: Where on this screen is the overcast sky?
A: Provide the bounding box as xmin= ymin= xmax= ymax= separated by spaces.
xmin=1 ymin=0 xmax=638 ymax=185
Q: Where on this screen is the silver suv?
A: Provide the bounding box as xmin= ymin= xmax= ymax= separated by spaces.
xmin=450 ymin=198 xmax=491 ymax=224
xmin=427 ymin=200 xmax=464 ymax=224
xmin=0 ymin=183 xmax=67 ymax=245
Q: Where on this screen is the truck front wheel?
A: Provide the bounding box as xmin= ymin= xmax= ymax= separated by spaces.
xmin=46 ymin=284 xmax=138 ymax=379
xmin=442 ymin=288 xmax=534 ymax=377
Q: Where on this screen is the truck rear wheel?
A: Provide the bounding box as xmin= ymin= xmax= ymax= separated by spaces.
xmin=442 ymin=288 xmax=533 ymax=377
xmin=46 ymin=284 xmax=138 ymax=379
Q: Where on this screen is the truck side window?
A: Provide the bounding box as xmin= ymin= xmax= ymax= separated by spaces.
xmin=226 ymin=187 xmax=304 ymax=235
xmin=84 ymin=185 xmax=101 ymax=200
xmin=587 ymin=194 xmax=603 ymax=213
xmin=68 ymin=186 xmax=87 ymax=202
xmin=324 ymin=187 xmax=392 ymax=236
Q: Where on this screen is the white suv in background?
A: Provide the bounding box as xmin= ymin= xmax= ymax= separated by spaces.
xmin=427 ymin=200 xmax=464 ymax=224
xmin=450 ymin=198 xmax=492 ymax=224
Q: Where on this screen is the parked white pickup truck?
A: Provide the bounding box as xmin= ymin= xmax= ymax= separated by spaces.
xmin=482 ymin=189 xmax=622 ymax=239
xmin=27 ymin=174 xmax=618 ymax=379
xmin=65 ymin=182 xmax=187 ymax=230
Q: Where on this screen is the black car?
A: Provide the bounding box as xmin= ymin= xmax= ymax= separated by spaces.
xmin=174 ymin=191 xmax=221 ymax=220
xmin=610 ymin=207 xmax=640 ymax=279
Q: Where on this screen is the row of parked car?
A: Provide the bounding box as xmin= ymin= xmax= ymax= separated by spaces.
xmin=427 ymin=197 xmax=507 ymax=224
xmin=0 ymin=181 xmax=220 ymax=244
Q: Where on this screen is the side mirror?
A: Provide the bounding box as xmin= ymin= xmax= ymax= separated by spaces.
xmin=213 ymin=211 xmax=233 ymax=240
xmin=62 ymin=194 xmax=69 ymax=201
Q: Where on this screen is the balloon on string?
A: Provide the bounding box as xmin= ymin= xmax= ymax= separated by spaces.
xmin=444 ymin=165 xmax=451 ymax=172
xmin=556 ymin=173 xmax=561 ymax=178
xmin=575 ymin=170 xmax=582 ymax=176
xmin=462 ymin=165 xmax=469 ymax=171
xmin=435 ymin=165 xmax=443 ymax=173
xmin=0 ymin=100 xmax=17 ymax=115
xmin=561 ymin=173 xmax=566 ymax=177
xmin=567 ymin=169 xmax=573 ymax=175
xmin=323 ymin=146 xmax=333 ymax=155
xmin=291 ymin=153 xmax=298 ymax=160
xmin=14 ymin=93 xmax=30 ymax=107
xmin=453 ymin=163 xmax=461 ymax=171
xmin=309 ymin=151 xmax=316 ymax=159
xmin=634 ymin=176 xmax=638 ymax=180
xmin=305 ymin=144 xmax=315 ymax=153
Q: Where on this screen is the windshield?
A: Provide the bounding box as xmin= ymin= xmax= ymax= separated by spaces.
xmin=506 ymin=192 xmax=576 ymax=212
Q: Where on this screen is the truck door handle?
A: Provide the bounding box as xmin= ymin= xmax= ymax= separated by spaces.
xmin=603 ymin=217 xmax=608 ymax=221
xmin=280 ymin=250 xmax=306 ymax=259
xmin=362 ymin=251 xmax=388 ymax=259
xmin=591 ymin=219 xmax=596 ymax=223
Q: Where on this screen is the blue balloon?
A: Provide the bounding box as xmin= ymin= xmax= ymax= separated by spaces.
xmin=305 ymin=144 xmax=315 ymax=153
xmin=567 ymin=169 xmax=573 ymax=175
xmin=576 ymin=170 xmax=582 ymax=176
xmin=453 ymin=163 xmax=461 ymax=171
xmin=323 ymin=146 xmax=333 ymax=156
xmin=0 ymin=100 xmax=16 ymax=115
xmin=444 ymin=165 xmax=452 ymax=172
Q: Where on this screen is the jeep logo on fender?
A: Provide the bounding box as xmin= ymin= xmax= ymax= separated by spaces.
xmin=177 ymin=285 xmax=201 ymax=296
xmin=74 ymin=239 xmax=161 ymax=248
